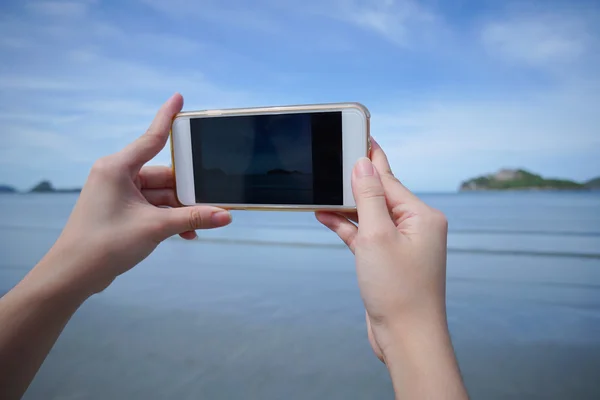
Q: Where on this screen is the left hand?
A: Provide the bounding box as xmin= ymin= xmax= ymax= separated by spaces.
xmin=29 ymin=93 xmax=231 ymax=297
xmin=316 ymin=140 xmax=450 ymax=364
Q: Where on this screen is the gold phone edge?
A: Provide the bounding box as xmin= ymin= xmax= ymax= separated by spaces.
xmin=170 ymin=102 xmax=371 ymax=212
xmin=169 ymin=125 xmax=182 ymax=207
xmin=176 ymin=102 xmax=371 ymax=119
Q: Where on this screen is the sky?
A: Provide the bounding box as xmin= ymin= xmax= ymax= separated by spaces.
xmin=0 ymin=0 xmax=598 ymax=192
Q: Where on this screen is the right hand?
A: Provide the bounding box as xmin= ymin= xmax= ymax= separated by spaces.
xmin=316 ymin=139 xmax=449 ymax=362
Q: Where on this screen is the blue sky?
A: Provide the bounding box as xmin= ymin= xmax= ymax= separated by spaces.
xmin=0 ymin=0 xmax=599 ymax=191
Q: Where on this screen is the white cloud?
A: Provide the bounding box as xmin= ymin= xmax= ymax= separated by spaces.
xmin=0 ymin=4 xmax=204 ymax=57
xmin=0 ymin=111 xmax=82 ymax=125
xmin=25 ymin=0 xmax=94 ymax=19
xmin=0 ymin=4 xmax=253 ymax=178
xmin=139 ymin=0 xmax=282 ymax=34
xmin=0 ymin=53 xmax=249 ymax=166
xmin=135 ymin=33 xmax=203 ymax=54
xmin=139 ymin=0 xmax=442 ymax=49
xmin=2 ymin=126 xmax=93 ymax=164
xmin=371 ymin=80 xmax=600 ymax=190
xmin=481 ymin=13 xmax=590 ymax=68
xmin=0 ymin=6 xmax=248 ymax=99
xmin=0 ymin=76 xmax=84 ymax=91
xmin=72 ymin=99 xmax=156 ymax=118
xmin=328 ymin=0 xmax=438 ymax=46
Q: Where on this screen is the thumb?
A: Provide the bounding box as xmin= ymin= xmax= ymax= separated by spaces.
xmin=157 ymin=206 xmax=232 ymax=238
xmin=352 ymin=157 xmax=394 ymax=233
xmin=119 ymin=93 xmax=184 ymax=173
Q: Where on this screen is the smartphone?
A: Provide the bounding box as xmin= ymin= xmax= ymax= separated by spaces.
xmin=170 ymin=103 xmax=370 ymax=211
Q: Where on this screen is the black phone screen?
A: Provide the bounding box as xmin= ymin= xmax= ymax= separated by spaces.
xmin=190 ymin=112 xmax=343 ymax=205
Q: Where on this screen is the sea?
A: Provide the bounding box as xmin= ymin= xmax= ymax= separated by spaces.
xmin=1 ymin=192 xmax=599 ymax=399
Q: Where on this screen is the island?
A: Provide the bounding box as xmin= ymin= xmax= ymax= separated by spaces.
xmin=459 ymin=169 xmax=598 ymax=191
xmin=29 ymin=180 xmax=81 ymax=193
xmin=585 ymin=177 xmax=600 ymax=190
xmin=0 ymin=184 xmax=17 ymax=193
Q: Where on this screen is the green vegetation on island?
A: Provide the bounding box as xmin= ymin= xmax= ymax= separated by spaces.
xmin=585 ymin=177 xmax=600 ymax=189
xmin=460 ymin=169 xmax=598 ymax=191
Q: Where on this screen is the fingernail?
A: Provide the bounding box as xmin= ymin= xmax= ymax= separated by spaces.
xmin=210 ymin=211 xmax=232 ymax=226
xmin=356 ymin=157 xmax=374 ymax=177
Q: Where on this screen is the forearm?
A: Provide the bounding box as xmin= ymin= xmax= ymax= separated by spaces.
xmin=380 ymin=311 xmax=469 ymax=400
xmin=0 ymin=258 xmax=88 ymax=400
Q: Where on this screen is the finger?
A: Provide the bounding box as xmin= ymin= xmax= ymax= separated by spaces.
xmin=352 ymin=157 xmax=395 ymax=233
xmin=179 ymin=231 xmax=197 ymax=240
xmin=157 ymin=206 xmax=232 ymax=238
xmin=119 ymin=93 xmax=184 ymax=173
xmin=336 ymin=211 xmax=358 ymax=224
xmin=370 ymin=137 xmax=420 ymax=207
xmin=315 ymin=211 xmax=358 ymax=253
xmin=143 ymin=189 xmax=179 ymax=208
xmin=138 ymin=166 xmax=174 ymax=189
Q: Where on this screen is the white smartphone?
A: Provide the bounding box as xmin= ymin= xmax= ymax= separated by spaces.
xmin=170 ymin=102 xmax=371 ymax=211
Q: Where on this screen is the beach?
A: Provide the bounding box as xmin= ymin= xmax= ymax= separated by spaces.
xmin=1 ymin=192 xmax=599 ymax=399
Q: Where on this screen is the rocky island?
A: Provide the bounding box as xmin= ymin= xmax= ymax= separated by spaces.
xmin=586 ymin=177 xmax=600 ymax=190
xmin=29 ymin=180 xmax=81 ymax=193
xmin=0 ymin=185 xmax=16 ymax=193
xmin=460 ymin=169 xmax=599 ymax=191
xmin=0 ymin=181 xmax=82 ymax=194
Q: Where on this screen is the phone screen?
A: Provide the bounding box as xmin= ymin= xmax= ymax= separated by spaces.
xmin=190 ymin=112 xmax=343 ymax=205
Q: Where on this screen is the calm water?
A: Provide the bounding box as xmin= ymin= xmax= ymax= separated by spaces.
xmin=1 ymin=192 xmax=599 ymax=399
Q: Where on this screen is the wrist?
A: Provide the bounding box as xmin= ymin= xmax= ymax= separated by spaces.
xmin=23 ymin=250 xmax=95 ymax=308
xmin=374 ymin=306 xmax=451 ymax=361
xmin=10 ymin=273 xmax=88 ymax=324
xmin=373 ymin=308 xmax=466 ymax=399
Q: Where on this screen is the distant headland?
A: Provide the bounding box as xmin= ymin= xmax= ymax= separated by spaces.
xmin=0 ymin=180 xmax=81 ymax=194
xmin=460 ymin=169 xmax=600 ymax=191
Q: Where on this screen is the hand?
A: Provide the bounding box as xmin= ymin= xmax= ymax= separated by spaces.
xmin=316 ymin=139 xmax=449 ymax=361
xmin=29 ymin=93 xmax=232 ymax=298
